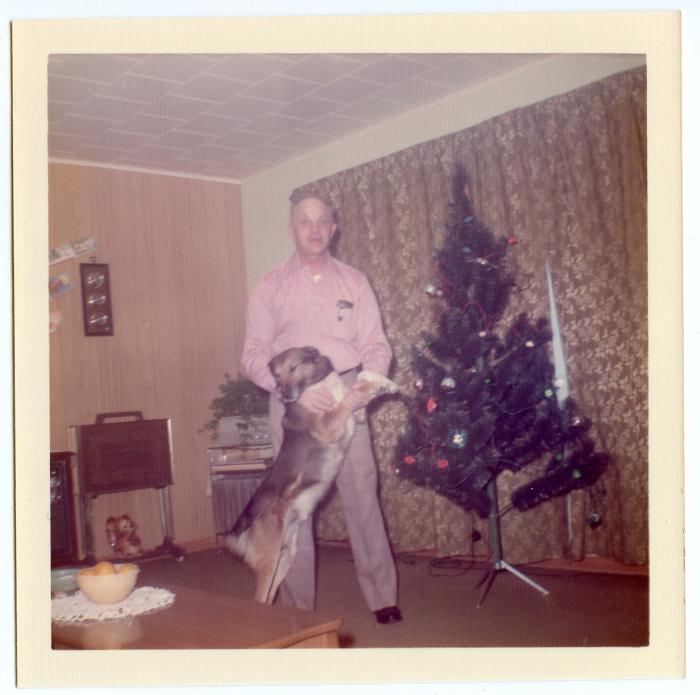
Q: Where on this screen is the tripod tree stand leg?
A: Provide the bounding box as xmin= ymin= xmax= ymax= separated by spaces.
xmin=476 ymin=478 xmax=549 ymax=608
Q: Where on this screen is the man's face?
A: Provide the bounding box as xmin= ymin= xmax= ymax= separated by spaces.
xmin=288 ymin=197 xmax=336 ymax=260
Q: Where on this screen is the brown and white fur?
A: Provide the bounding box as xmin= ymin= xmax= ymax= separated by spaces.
xmin=223 ymin=346 xmax=398 ymax=604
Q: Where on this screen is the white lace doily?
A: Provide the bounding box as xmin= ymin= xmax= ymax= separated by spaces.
xmin=51 ymin=586 xmax=175 ymax=623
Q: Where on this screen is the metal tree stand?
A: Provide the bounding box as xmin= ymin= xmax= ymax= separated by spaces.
xmin=475 ymin=478 xmax=549 ymax=608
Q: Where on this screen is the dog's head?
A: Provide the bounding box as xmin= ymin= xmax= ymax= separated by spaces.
xmin=268 ymin=346 xmax=334 ymax=403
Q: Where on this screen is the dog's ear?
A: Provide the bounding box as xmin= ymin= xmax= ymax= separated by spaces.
xmin=300 ymin=346 xmax=320 ymax=362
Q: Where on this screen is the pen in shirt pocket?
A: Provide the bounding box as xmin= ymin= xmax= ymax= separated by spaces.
xmin=336 ymin=299 xmax=353 ymax=321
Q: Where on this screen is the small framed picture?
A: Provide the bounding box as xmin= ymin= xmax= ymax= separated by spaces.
xmin=79 ymin=263 xmax=114 ymax=336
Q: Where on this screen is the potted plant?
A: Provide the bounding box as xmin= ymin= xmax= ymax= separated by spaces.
xmin=201 ymin=373 xmax=270 ymax=445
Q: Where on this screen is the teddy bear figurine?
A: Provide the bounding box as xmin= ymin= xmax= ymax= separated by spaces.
xmin=105 ymin=514 xmax=143 ymax=557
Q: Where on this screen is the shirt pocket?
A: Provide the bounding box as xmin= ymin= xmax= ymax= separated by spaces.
xmin=333 ymin=298 xmax=357 ymax=339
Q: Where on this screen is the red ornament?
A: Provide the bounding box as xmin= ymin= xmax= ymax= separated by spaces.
xmin=403 ymin=455 xmax=416 ymax=465
xmin=426 ymin=397 xmax=438 ymax=413
xmin=507 ymin=237 xmax=518 ymax=245
xmin=437 ymin=458 xmax=449 ymax=469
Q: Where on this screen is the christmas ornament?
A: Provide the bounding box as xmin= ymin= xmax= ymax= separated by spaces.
xmin=425 ymin=284 xmax=438 ymax=296
xmin=437 ymin=458 xmax=449 ymax=469
xmin=449 ymin=429 xmax=467 ymax=448
xmin=544 ymin=388 xmax=554 ymax=398
xmin=441 ymin=377 xmax=456 ymax=389
xmin=403 ymin=455 xmax=416 ymax=465
xmin=426 ymin=397 xmax=438 ymax=413
xmin=478 ymin=330 xmax=487 ymax=337
xmin=507 ymin=237 xmax=519 ymax=245
xmin=415 ymin=378 xmax=424 ymax=390
xmin=525 ymin=340 xmax=535 ymax=348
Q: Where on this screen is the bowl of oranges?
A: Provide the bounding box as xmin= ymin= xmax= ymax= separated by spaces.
xmin=76 ymin=561 xmax=140 ymax=604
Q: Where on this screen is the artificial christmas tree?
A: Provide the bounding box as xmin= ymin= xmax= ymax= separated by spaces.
xmin=396 ymin=165 xmax=609 ymax=598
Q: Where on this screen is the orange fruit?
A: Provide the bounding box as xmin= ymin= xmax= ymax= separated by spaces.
xmin=93 ymin=561 xmax=116 ymax=575
xmin=117 ymin=564 xmax=136 ymax=573
xmin=77 ymin=568 xmax=95 ymax=577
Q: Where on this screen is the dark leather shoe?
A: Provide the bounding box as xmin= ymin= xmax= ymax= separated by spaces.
xmin=374 ymin=606 xmax=402 ymax=624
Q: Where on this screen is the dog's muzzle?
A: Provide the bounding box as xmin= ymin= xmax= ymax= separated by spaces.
xmin=278 ymin=385 xmax=302 ymax=403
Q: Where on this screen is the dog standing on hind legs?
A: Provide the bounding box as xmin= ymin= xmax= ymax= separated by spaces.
xmin=223 ymin=346 xmax=398 ymax=605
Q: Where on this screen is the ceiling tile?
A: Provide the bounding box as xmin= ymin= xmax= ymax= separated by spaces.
xmin=350 ymin=55 xmax=430 ymax=86
xmin=181 ymin=113 xmax=242 ymax=136
xmin=127 ymin=54 xmax=214 ymax=81
xmin=212 ymin=129 xmax=268 ymax=151
xmin=418 ymin=55 xmax=497 ymax=89
xmin=48 ymin=76 xmax=101 ymax=104
xmin=244 ymin=112 xmax=305 ymax=137
xmin=163 ymin=158 xmax=211 ymax=175
xmin=335 ymin=96 xmax=405 ymax=121
xmin=98 ymin=73 xmax=175 ymax=102
xmin=48 ymin=54 xmax=138 ymax=82
xmin=267 ymin=53 xmax=310 ymax=64
xmin=53 ymin=114 xmax=113 ymax=137
xmin=377 ymin=78 xmax=459 ymax=106
xmin=210 ymin=94 xmax=283 ymax=121
xmin=244 ymin=143 xmax=297 ymax=163
xmin=48 ymin=132 xmax=85 ymax=152
xmin=467 ymin=54 xmax=547 ymax=70
xmin=272 ymin=129 xmax=337 ymax=151
xmin=274 ymin=96 xmax=342 ymax=121
xmin=74 ymin=145 xmax=126 ymax=163
xmin=48 ymin=101 xmax=75 ymax=123
xmin=70 ymin=95 xmax=144 ymax=121
xmin=140 ymin=94 xmax=211 ymax=120
xmin=279 ymin=55 xmax=358 ymax=84
xmin=205 ymin=158 xmax=268 ymax=179
xmin=186 ymin=144 xmax=240 ymax=163
xmin=207 ymin=54 xmax=291 ymax=82
xmin=309 ymin=76 xmax=382 ymax=104
xmin=90 ymin=130 xmax=156 ymax=150
xmin=401 ymin=53 xmax=457 ymax=66
xmin=334 ymin=54 xmax=383 ymax=65
xmin=119 ymin=113 xmax=182 ymax=135
xmin=308 ymin=113 xmax=366 ymax=137
xmin=152 ymin=129 xmax=214 ymax=149
xmin=240 ymin=74 xmax=316 ymax=103
xmin=173 ymin=74 xmax=248 ymax=102
xmin=121 ymin=145 xmax=181 ymax=164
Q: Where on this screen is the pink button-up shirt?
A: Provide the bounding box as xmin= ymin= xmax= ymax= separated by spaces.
xmin=241 ymin=251 xmax=392 ymax=393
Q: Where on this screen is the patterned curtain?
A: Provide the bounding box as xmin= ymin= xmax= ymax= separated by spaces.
xmin=293 ymin=66 xmax=647 ymax=565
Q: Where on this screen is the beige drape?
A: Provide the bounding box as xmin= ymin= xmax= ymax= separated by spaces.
xmin=293 ymin=66 xmax=647 ymax=565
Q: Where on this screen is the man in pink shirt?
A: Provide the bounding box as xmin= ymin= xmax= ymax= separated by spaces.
xmin=241 ymin=196 xmax=401 ymax=624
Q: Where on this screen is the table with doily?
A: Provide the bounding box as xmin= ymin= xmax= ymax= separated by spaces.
xmin=51 ymin=584 xmax=342 ymax=649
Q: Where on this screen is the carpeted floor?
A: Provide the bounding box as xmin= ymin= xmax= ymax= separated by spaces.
xmin=135 ymin=544 xmax=648 ymax=648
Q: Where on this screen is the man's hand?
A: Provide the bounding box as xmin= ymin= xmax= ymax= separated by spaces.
xmin=341 ymin=380 xmax=375 ymax=412
xmin=297 ymin=387 xmax=336 ymax=414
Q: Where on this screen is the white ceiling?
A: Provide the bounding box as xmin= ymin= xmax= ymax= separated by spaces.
xmin=48 ymin=53 xmax=548 ymax=181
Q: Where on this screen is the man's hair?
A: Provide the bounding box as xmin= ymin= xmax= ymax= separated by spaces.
xmin=288 ymin=193 xmax=336 ymax=222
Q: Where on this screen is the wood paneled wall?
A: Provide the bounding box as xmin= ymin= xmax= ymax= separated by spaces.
xmin=49 ymin=164 xmax=247 ymax=557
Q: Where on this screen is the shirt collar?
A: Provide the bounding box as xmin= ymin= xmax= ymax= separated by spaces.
xmin=289 ymin=250 xmax=333 ymax=278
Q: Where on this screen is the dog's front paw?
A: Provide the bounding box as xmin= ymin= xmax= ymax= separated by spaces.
xmin=357 ymin=371 xmax=399 ymax=398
